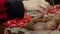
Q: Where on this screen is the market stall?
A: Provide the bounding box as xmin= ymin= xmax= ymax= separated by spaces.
xmin=0 ymin=0 xmax=60 ymax=34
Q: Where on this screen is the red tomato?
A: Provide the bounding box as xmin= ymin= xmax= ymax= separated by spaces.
xmin=24 ymin=14 xmax=31 ymax=23
xmin=6 ymin=20 xmax=13 ymax=27
xmin=49 ymin=5 xmax=60 ymax=14
xmin=49 ymin=9 xmax=57 ymax=14
xmin=10 ymin=24 xmax=16 ymax=28
xmin=24 ymin=19 xmax=29 ymax=23
xmin=16 ymin=21 xmax=25 ymax=28
xmin=16 ymin=20 xmax=25 ymax=24
xmin=5 ymin=20 xmax=16 ymax=27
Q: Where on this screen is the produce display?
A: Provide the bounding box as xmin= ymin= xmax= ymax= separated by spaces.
xmin=5 ymin=5 xmax=60 ymax=31
xmin=5 ymin=14 xmax=31 ymax=28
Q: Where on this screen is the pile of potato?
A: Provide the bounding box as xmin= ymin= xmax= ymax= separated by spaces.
xmin=25 ymin=9 xmax=60 ymax=31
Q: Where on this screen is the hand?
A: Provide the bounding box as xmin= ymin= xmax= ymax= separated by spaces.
xmin=23 ymin=0 xmax=51 ymax=13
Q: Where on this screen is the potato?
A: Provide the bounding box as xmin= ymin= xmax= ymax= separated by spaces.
xmin=56 ymin=24 xmax=60 ymax=30
xmin=29 ymin=13 xmax=44 ymax=23
xmin=45 ymin=20 xmax=57 ymax=30
xmin=47 ymin=15 xmax=55 ymax=20
xmin=24 ymin=22 xmax=34 ymax=30
xmin=33 ymin=22 xmax=46 ymax=31
xmin=55 ymin=10 xmax=60 ymax=23
xmin=42 ymin=14 xmax=55 ymax=23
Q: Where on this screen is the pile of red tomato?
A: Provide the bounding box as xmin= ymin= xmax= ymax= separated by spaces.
xmin=5 ymin=14 xmax=31 ymax=28
xmin=48 ymin=5 xmax=60 ymax=14
xmin=5 ymin=5 xmax=60 ymax=28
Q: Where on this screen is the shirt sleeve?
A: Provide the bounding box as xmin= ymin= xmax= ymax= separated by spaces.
xmin=6 ymin=0 xmax=25 ymax=19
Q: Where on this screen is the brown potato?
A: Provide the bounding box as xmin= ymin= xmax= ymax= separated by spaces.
xmin=24 ymin=22 xmax=34 ymax=30
xmin=55 ymin=10 xmax=60 ymax=23
xmin=56 ymin=24 xmax=60 ymax=30
xmin=29 ymin=13 xmax=44 ymax=24
xmin=45 ymin=20 xmax=57 ymax=30
xmin=33 ymin=22 xmax=46 ymax=31
xmin=41 ymin=14 xmax=55 ymax=23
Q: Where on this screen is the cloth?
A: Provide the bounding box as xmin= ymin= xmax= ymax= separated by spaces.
xmin=0 ymin=0 xmax=25 ymax=23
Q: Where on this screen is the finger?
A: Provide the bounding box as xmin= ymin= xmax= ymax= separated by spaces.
xmin=39 ymin=2 xmax=48 ymax=10
xmin=45 ymin=2 xmax=52 ymax=11
xmin=36 ymin=6 xmax=45 ymax=13
xmin=39 ymin=1 xmax=51 ymax=11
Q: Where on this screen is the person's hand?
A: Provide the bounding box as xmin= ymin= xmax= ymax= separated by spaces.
xmin=23 ymin=0 xmax=51 ymax=13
